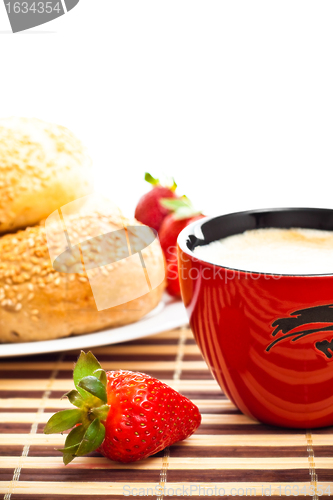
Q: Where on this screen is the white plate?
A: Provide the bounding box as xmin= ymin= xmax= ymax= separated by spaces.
xmin=0 ymin=296 xmax=188 ymax=358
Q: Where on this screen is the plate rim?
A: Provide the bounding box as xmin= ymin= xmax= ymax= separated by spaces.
xmin=0 ymin=297 xmax=188 ymax=358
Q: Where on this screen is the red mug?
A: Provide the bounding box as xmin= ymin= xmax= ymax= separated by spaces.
xmin=177 ymin=208 xmax=333 ymax=428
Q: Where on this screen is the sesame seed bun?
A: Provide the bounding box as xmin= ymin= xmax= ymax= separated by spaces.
xmin=0 ymin=117 xmax=93 ymax=233
xmin=0 ymin=212 xmax=165 ymax=343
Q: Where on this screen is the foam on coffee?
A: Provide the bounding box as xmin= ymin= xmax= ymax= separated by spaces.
xmin=193 ymin=227 xmax=333 ymax=274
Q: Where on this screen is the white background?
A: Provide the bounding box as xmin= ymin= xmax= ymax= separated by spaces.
xmin=0 ymin=1 xmax=333 ymax=219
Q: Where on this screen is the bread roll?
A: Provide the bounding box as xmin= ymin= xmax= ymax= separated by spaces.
xmin=0 ymin=212 xmax=165 ymax=343
xmin=0 ymin=117 xmax=93 ymax=233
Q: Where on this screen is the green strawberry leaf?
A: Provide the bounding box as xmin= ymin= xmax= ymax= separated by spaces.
xmin=43 ymin=351 xmax=110 ymax=465
xmin=58 ymin=443 xmax=80 ymax=454
xmin=61 ymin=446 xmax=80 ymax=465
xmin=78 ymin=376 xmax=107 ymax=403
xmin=76 ymin=418 xmax=106 ymax=456
xmin=63 ymin=452 xmax=77 ymax=466
xmin=63 ymin=390 xmax=85 ymax=408
xmin=159 ymin=173 xmax=177 ymax=191
xmin=160 ymin=196 xmax=191 ymax=210
xmin=64 ymin=424 xmax=87 ymax=449
xmin=57 ymin=443 xmax=81 ymax=465
xmin=144 ymin=172 xmax=159 ymax=186
xmin=93 ymin=368 xmax=107 ymax=387
xmin=170 ymin=177 xmax=177 ymax=191
xmin=160 ymin=196 xmax=201 ymax=220
xmin=73 ymin=351 xmax=102 ymax=397
xmin=57 ymin=424 xmax=88 ymax=465
xmin=173 ymin=206 xmax=200 ymax=219
xmin=91 ymin=404 xmax=110 ymax=421
xmin=44 ymin=409 xmax=82 ymax=434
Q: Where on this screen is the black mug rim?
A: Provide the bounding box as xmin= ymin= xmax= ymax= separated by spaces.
xmin=177 ymin=207 xmax=333 ymax=277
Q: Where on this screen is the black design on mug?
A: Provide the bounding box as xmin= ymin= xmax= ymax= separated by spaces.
xmin=266 ymin=304 xmax=333 ymax=358
xmin=314 ymin=338 xmax=333 ymax=359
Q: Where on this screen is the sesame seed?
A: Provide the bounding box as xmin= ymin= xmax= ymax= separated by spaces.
xmin=21 ymin=263 xmax=32 ymax=271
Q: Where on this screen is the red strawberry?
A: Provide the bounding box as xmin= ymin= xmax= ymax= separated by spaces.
xmin=165 ymin=252 xmax=181 ymax=297
xmin=158 ymin=197 xmax=205 ymax=297
xmin=44 ymin=351 xmax=201 ymax=464
xmin=134 ymin=173 xmax=178 ymax=232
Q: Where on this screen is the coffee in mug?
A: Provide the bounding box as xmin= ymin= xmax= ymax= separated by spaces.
xmin=193 ymin=227 xmax=333 ymax=275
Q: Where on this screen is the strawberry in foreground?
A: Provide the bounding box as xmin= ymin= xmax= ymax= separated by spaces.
xmin=134 ymin=172 xmax=178 ymax=232
xmin=44 ymin=351 xmax=201 ymax=464
xmin=159 ymin=197 xmax=205 ymax=297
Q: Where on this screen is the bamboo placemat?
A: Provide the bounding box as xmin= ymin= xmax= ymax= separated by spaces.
xmin=0 ymin=326 xmax=332 ymax=499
